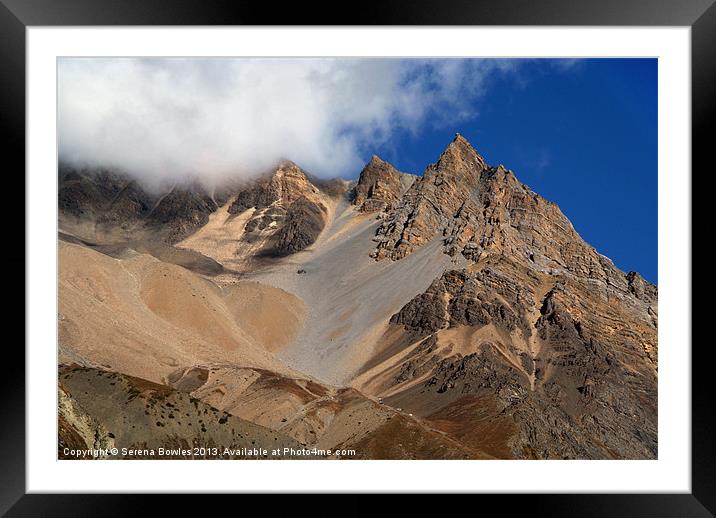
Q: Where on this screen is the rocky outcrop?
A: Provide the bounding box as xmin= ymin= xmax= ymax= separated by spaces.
xmin=390 ymin=268 xmax=531 ymax=337
xmin=58 ymin=383 xmax=116 ymax=459
xmin=274 ymin=196 xmax=327 ymax=256
xmin=371 ymin=134 xmax=487 ymax=259
xmin=228 ymin=161 xmax=320 ymax=214
xmin=58 ymin=165 xmax=219 ymax=243
xmin=352 ymin=155 xmax=415 ymax=213
xmin=626 ymin=271 xmax=658 ymax=304
xmin=229 ymin=161 xmax=329 ymax=257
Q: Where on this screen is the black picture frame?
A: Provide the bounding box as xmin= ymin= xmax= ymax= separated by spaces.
xmin=3 ymin=0 xmax=709 ymax=514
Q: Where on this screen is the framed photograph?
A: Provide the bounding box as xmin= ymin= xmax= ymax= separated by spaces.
xmin=6 ymin=0 xmax=709 ymax=514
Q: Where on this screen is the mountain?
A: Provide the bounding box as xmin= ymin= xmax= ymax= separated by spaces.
xmin=360 ymin=135 xmax=657 ymax=458
xmin=171 ymin=161 xmax=335 ymax=272
xmin=57 ymin=134 xmax=657 ymax=459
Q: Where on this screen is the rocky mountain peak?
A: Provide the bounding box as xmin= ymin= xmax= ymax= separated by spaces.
xmin=268 ymin=161 xmax=318 ymax=205
xmin=371 ymin=135 xmax=489 ymax=260
xmin=274 ymin=159 xmax=306 ymax=178
xmin=435 ymin=133 xmax=487 ymax=175
xmin=368 ymin=154 xmax=386 ymax=165
xmin=222 ymin=160 xmax=329 ymax=258
xmin=371 ymin=134 xmax=653 ymax=304
xmin=228 ymin=161 xmax=320 ymax=216
xmin=352 ymin=155 xmax=415 ymax=213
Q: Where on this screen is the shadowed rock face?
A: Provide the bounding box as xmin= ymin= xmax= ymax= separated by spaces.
xmin=145 ymin=185 xmax=218 ymax=243
xmin=59 ymin=165 xmax=146 ymax=220
xmin=352 ymin=155 xmax=415 ymax=213
xmin=98 ymin=180 xmax=156 ymax=227
xmin=391 ymin=268 xmax=529 ymax=337
xmin=273 ymin=196 xmax=327 ymax=256
xmin=58 ymin=164 xmax=219 ymax=243
xmin=310 ymin=176 xmax=351 ymax=198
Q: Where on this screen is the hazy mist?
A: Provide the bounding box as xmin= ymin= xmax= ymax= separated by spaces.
xmin=58 ymin=58 xmax=519 ymax=186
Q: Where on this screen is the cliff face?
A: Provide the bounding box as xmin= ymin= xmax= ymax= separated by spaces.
xmin=58 ymin=166 xmax=146 ymax=221
xmin=352 ymin=155 xmax=415 ymax=213
xmin=372 ymin=135 xmax=642 ymax=290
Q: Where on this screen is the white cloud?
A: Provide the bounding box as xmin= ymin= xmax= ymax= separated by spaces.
xmin=57 ymin=58 xmax=532 ymax=185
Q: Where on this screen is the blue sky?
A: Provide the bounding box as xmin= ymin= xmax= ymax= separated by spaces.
xmin=371 ymin=59 xmax=658 ymax=283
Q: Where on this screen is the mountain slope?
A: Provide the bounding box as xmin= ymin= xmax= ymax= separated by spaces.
xmin=58 ymin=240 xmax=304 ymax=381
xmin=59 ymin=366 xmax=310 ymax=459
xmin=57 ymin=133 xmax=657 ymax=459
xmin=165 ymin=365 xmax=490 ymax=459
